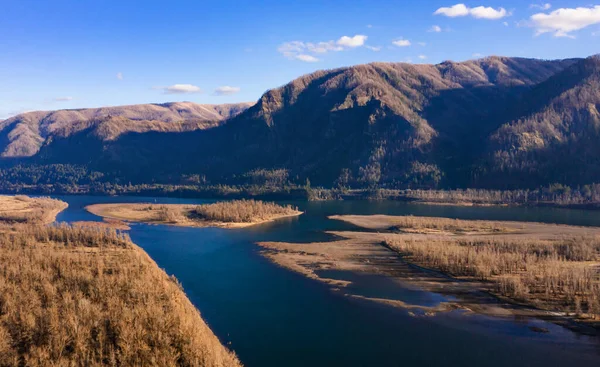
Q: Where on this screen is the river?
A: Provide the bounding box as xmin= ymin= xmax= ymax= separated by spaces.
xmin=55 ymin=195 xmax=600 ymax=366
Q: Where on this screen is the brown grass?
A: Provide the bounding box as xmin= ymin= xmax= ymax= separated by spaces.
xmin=0 ymin=224 xmax=241 ymax=366
xmin=0 ymin=195 xmax=67 ymax=224
xmin=386 ymin=215 xmax=512 ymax=234
xmin=386 ymin=236 xmax=600 ymax=318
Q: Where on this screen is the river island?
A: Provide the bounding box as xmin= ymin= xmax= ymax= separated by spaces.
xmin=86 ymin=199 xmax=302 ymax=229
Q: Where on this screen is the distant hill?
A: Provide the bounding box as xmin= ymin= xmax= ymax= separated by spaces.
xmin=0 ymin=102 xmax=253 ymax=157
xmin=3 ymin=55 xmax=600 ymax=191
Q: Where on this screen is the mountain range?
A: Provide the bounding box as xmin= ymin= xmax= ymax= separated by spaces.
xmin=1 ymin=55 xmax=599 ymax=190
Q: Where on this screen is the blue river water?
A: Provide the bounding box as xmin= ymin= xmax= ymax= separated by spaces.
xmin=54 ymin=195 xmax=600 ymax=366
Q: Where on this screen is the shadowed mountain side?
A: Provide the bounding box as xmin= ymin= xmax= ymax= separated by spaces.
xmin=478 ymin=55 xmax=600 ymax=188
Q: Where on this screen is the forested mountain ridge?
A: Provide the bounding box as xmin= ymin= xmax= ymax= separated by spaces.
xmin=144 ymin=56 xmax=577 ymax=187
xmin=2 ymin=55 xmax=600 ymax=192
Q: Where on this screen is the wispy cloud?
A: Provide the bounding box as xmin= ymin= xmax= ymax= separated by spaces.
xmin=296 ymin=54 xmax=319 ymax=62
xmin=365 ymin=45 xmax=382 ymax=51
xmin=472 ymin=52 xmax=484 ymax=58
xmin=157 ymin=84 xmax=202 ymax=94
xmin=392 ymin=38 xmax=411 ymax=47
xmin=214 ymin=86 xmax=241 ymax=96
xmin=417 ymin=42 xmax=427 ymax=46
xmin=54 ymin=96 xmax=73 ymax=102
xmin=434 ymin=4 xmax=509 ymax=20
xmin=530 ymin=3 xmax=551 ymax=11
xmin=116 ymin=72 xmax=123 ymax=80
xmin=278 ymin=34 xmax=370 ymax=62
xmin=428 ymin=25 xmax=443 ymax=32
xmin=531 ymin=6 xmax=600 ymax=38
xmin=418 ymin=55 xmax=428 ymax=60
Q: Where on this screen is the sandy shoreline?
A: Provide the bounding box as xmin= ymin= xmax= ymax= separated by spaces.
xmin=86 ymin=202 xmax=303 ymax=229
xmin=259 ymin=214 xmax=600 ymax=335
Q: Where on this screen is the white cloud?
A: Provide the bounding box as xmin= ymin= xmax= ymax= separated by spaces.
xmin=116 ymin=72 xmax=123 ymax=80
xmin=472 ymin=53 xmax=484 ymax=58
xmin=503 ymin=21 xmax=509 ymax=26
xmin=365 ymin=45 xmax=382 ymax=51
xmin=417 ymin=42 xmax=427 ymax=46
xmin=54 ymin=96 xmax=73 ymax=102
xmin=367 ymin=24 xmax=373 ymax=28
xmin=337 ymin=35 xmax=368 ymax=47
xmin=418 ymin=55 xmax=428 ymax=60
xmin=296 ymin=54 xmax=319 ymax=62
xmin=531 ymin=6 xmax=600 ymax=37
xmin=278 ymin=34 xmax=369 ymax=62
xmin=434 ymin=4 xmax=509 ymax=20
xmin=161 ymin=84 xmax=202 ymax=94
xmin=214 ymin=86 xmax=241 ymax=96
xmin=530 ymin=3 xmax=551 ymax=11
xmin=470 ymin=6 xmax=508 ymax=19
xmin=392 ymin=38 xmax=411 ymax=47
xmin=428 ymin=25 xmax=443 ymax=32
xmin=434 ymin=4 xmax=469 ymax=17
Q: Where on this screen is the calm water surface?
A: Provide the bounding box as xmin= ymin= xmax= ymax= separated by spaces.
xmin=55 ymin=195 xmax=600 ymax=366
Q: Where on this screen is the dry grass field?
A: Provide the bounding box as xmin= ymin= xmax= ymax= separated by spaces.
xmin=0 ymin=195 xmax=67 ymax=224
xmin=0 ymin=223 xmax=241 ymax=366
xmin=87 ymin=200 xmax=301 ymax=228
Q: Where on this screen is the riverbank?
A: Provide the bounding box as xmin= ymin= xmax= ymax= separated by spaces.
xmin=0 ymin=223 xmax=241 ymax=365
xmin=4 ymin=183 xmax=600 ymax=210
xmin=86 ymin=200 xmax=302 ymax=229
xmin=0 ymin=195 xmax=68 ymax=224
xmin=259 ymin=215 xmax=600 ymax=335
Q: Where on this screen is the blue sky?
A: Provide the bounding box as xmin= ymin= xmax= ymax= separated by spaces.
xmin=1 ymin=0 xmax=599 ymax=119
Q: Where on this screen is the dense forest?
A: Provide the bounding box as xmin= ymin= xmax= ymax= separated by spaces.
xmin=1 ymin=55 xmax=600 ymax=196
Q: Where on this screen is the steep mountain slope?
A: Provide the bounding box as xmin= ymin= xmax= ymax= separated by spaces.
xmin=479 ymin=55 xmax=600 ymax=188
xmin=127 ymin=56 xmax=573 ymax=186
xmin=0 ymin=102 xmax=253 ymax=157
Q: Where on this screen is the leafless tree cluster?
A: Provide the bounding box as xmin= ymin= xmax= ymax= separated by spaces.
xmin=193 ymin=200 xmax=298 ymax=223
xmin=387 ymin=236 xmax=600 ymax=318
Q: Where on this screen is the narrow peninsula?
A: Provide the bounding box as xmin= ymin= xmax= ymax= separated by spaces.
xmin=0 ymin=195 xmax=68 ymax=224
